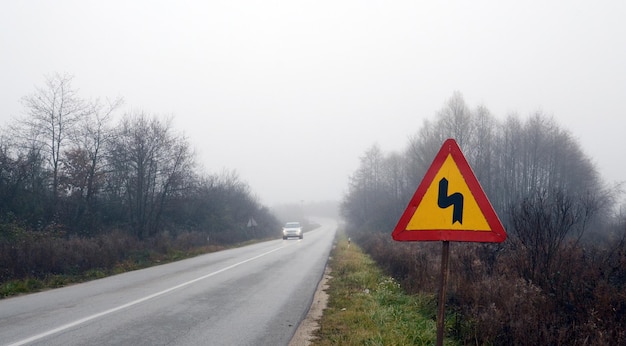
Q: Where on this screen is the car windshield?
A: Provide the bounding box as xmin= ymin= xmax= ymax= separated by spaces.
xmin=285 ymin=222 xmax=300 ymax=228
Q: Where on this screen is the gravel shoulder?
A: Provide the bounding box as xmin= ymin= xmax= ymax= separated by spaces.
xmin=289 ymin=266 xmax=331 ymax=346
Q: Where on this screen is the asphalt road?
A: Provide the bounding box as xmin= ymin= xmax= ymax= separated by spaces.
xmin=0 ymin=218 xmax=337 ymax=346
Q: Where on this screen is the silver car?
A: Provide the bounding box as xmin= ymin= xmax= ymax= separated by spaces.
xmin=282 ymin=222 xmax=303 ymax=240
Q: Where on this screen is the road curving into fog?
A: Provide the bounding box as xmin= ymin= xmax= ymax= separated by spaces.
xmin=0 ymin=218 xmax=337 ymax=346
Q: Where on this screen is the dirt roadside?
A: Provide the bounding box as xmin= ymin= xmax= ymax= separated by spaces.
xmin=288 ymin=266 xmax=332 ymax=346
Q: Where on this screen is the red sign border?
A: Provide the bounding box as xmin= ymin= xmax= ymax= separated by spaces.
xmin=392 ymin=138 xmax=506 ymax=242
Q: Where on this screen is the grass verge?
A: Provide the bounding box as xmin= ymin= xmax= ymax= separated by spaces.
xmin=312 ymin=230 xmax=458 ymax=346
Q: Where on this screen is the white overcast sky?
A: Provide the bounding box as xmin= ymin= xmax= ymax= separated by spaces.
xmin=1 ymin=1 xmax=625 ymax=206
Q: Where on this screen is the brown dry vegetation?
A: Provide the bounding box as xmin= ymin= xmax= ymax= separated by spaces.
xmin=351 ymin=228 xmax=626 ymax=345
xmin=0 ymin=226 xmax=225 ymax=297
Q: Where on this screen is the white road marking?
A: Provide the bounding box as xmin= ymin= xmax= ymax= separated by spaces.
xmin=8 ymin=244 xmax=288 ymax=346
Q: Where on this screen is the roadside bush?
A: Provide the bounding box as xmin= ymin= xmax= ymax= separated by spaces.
xmin=173 ymin=231 xmax=208 ymax=250
xmin=350 ymin=233 xmax=626 ymax=345
xmin=0 ymin=228 xmax=138 ymax=281
xmin=0 ymin=224 xmax=230 ymax=293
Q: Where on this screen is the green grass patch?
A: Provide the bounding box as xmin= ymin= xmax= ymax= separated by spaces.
xmin=313 ymin=231 xmax=458 ymax=346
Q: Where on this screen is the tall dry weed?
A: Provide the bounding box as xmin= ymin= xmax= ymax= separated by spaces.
xmin=351 ymin=231 xmax=626 ymax=345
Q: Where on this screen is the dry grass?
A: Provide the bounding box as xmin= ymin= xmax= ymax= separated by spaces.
xmin=352 ymin=232 xmax=626 ymax=345
xmin=0 ymin=229 xmax=226 ymax=298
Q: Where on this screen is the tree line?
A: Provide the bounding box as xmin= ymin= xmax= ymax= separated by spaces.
xmin=0 ymin=73 xmax=280 ymax=243
xmin=341 ymin=91 xmax=626 ymax=344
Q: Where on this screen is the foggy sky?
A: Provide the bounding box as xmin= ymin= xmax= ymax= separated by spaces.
xmin=1 ymin=1 xmax=625 ymax=206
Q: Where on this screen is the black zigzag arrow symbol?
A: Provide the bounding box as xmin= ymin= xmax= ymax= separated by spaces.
xmin=437 ymin=178 xmax=464 ymax=224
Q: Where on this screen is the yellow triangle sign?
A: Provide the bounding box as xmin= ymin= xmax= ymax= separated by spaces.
xmin=392 ymin=139 xmax=506 ymax=242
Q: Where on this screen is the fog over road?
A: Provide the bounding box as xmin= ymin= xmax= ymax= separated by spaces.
xmin=0 ymin=218 xmax=337 ymax=346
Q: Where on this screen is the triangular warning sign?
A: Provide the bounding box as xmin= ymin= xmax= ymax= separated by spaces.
xmin=392 ymin=138 xmax=506 ymax=242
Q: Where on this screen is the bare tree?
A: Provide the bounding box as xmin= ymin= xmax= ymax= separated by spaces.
xmin=436 ymin=91 xmax=474 ymax=147
xmin=62 ymin=97 xmax=122 ymax=232
xmin=510 ymin=189 xmax=599 ymax=286
xmin=341 ymin=145 xmax=385 ymax=228
xmin=406 ymin=119 xmax=443 ymax=184
xmin=406 ymin=92 xmax=478 ymax=186
xmin=79 ymin=98 xmax=122 ymax=205
xmin=107 ymin=112 xmax=194 ymax=238
xmin=18 ymin=73 xmax=86 ymax=207
xmin=494 ymin=114 xmax=524 ymax=215
xmin=467 ymin=105 xmax=496 ymax=189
